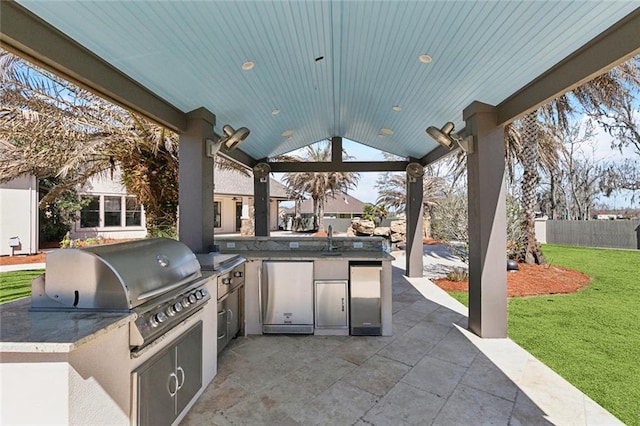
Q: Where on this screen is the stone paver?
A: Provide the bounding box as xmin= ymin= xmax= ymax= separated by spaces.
xmin=181 ymin=252 xmax=623 ymax=425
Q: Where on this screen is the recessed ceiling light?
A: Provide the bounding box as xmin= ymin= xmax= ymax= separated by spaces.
xmin=418 ymin=54 xmax=432 ymax=64
xmin=380 ymin=128 xmax=394 ymax=135
xmin=378 ymin=134 xmax=385 ymax=138
xmin=281 ymin=129 xmax=294 ymax=137
xmin=392 ymin=105 xmax=401 ymax=112
xmin=241 ymin=61 xmax=255 ymax=71
xmin=271 ymin=109 xmax=281 ymax=115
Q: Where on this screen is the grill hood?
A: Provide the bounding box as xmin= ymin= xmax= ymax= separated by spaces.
xmin=32 ymin=238 xmax=202 ymax=311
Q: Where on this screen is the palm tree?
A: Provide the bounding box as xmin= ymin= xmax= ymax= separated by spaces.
xmin=281 ymin=140 xmax=359 ymax=232
xmin=0 ymin=50 xmax=246 ymax=237
xmin=504 ymin=56 xmax=640 ymax=264
xmin=375 ymin=160 xmax=461 ymax=238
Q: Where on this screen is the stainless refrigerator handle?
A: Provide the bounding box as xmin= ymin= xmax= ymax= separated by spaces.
xmin=258 ymin=265 xmax=263 ymax=324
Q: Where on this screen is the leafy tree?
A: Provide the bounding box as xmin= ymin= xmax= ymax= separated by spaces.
xmin=362 ymin=203 xmax=388 ymax=226
xmin=281 ymin=140 xmax=359 ymax=232
xmin=375 ymin=155 xmax=461 ymax=237
xmin=505 ymin=56 xmax=640 ymax=264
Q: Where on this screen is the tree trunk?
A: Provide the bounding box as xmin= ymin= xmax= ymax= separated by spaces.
xmin=519 ymin=112 xmax=546 ymax=265
xmin=317 ymin=198 xmax=326 ymax=232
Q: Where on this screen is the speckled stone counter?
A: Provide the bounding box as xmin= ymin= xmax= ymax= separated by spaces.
xmin=225 ymin=250 xmax=394 ymax=261
xmin=215 ymin=236 xmax=394 ymax=261
xmin=0 ymin=298 xmax=133 ymax=353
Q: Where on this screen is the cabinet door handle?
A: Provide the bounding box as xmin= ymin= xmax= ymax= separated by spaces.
xmin=168 ymin=372 xmax=178 ymax=397
xmin=258 ymin=267 xmax=263 ymax=324
xmin=227 ymin=308 xmax=233 ymax=325
xmin=176 ymin=366 xmax=185 ymax=390
xmin=218 ymin=309 xmax=227 ymax=340
xmin=341 ymin=298 xmax=345 ymax=312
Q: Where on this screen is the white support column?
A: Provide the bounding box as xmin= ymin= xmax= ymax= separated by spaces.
xmin=178 ymin=108 xmax=216 ymax=253
xmin=464 ymin=101 xmax=507 ymax=338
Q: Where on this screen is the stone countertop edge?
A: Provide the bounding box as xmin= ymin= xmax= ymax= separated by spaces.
xmin=219 ymin=250 xmax=395 ymax=261
xmin=0 ymin=298 xmax=134 ymax=353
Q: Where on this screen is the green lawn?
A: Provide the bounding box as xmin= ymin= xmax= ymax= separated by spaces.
xmin=449 ymin=244 xmax=640 ymax=425
xmin=0 ymin=269 xmax=44 ymax=304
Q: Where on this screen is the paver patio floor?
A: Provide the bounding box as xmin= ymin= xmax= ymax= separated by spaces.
xmin=182 ymin=253 xmax=621 ymax=425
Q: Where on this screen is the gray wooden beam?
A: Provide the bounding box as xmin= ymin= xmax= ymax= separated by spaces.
xmin=0 ymin=1 xmax=187 ymax=132
xmin=268 ymin=161 xmax=408 ymax=173
xmin=497 ymin=7 xmax=640 ymax=125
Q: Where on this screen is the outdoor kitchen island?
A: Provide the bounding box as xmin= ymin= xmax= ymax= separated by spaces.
xmin=215 ymin=236 xmax=394 ymax=337
xmin=0 ymin=239 xmax=224 ymax=426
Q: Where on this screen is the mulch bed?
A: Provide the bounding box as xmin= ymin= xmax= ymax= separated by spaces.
xmin=0 ymin=252 xmax=47 ymax=266
xmin=433 ymin=263 xmax=591 ymax=297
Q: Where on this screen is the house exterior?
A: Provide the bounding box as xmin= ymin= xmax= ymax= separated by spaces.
xmin=281 ymin=192 xmax=368 ymax=231
xmin=213 ymin=167 xmax=290 ymax=234
xmin=292 ymin=192 xmax=367 ymax=219
xmin=72 ymin=170 xmax=148 ymax=241
xmin=0 ymin=165 xmax=289 ymax=254
xmin=0 ymin=175 xmax=39 ymax=256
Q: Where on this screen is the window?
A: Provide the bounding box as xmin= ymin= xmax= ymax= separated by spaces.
xmin=125 ymin=197 xmax=142 ymax=226
xmin=78 ymin=195 xmax=144 ymax=229
xmin=214 ymin=201 xmax=221 ymax=228
xmin=80 ymin=196 xmax=100 ymax=227
xmin=104 ymin=196 xmax=122 ymax=227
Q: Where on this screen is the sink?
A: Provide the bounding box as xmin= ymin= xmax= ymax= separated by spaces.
xmin=321 ymin=252 xmax=343 ymax=256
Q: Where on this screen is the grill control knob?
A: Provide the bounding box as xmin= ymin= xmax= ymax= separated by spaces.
xmin=155 ymin=311 xmax=167 ymax=324
xmin=195 ymin=290 xmax=203 ymax=300
xmin=200 ymin=288 xmax=207 ymax=297
xmin=173 ymin=302 xmax=183 ymax=312
xmin=182 ymin=297 xmax=191 ymax=307
xmin=188 ymin=294 xmax=197 ymax=304
xmin=166 ymin=305 xmax=177 ymax=316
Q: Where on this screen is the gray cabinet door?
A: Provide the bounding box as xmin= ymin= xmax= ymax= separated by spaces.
xmin=226 ymin=288 xmax=240 ymax=340
xmin=136 ymin=322 xmax=203 ymax=426
xmin=176 ymin=322 xmax=202 ymax=414
xmin=137 ymin=348 xmax=176 ymax=426
xmin=315 ymin=280 xmax=348 ymax=328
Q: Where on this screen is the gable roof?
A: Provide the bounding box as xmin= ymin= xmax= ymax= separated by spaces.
xmin=288 ymin=192 xmax=368 ymax=215
xmin=214 ymin=166 xmax=289 ymax=199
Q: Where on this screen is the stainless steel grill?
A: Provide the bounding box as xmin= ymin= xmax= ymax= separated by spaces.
xmin=31 ymin=238 xmax=211 ymax=351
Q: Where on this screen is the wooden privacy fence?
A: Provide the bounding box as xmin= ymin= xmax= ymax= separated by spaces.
xmin=537 ymin=219 xmax=640 ymax=250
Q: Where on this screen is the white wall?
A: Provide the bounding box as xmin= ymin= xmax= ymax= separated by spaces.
xmin=0 ymin=175 xmax=38 ymax=256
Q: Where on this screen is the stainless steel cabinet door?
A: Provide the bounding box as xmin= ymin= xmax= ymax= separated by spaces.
xmin=262 ymin=261 xmax=314 ymax=325
xmin=137 ymin=346 xmax=177 ymax=426
xmin=315 ymin=280 xmax=348 ymax=328
xmin=176 ymin=323 xmax=203 ymax=414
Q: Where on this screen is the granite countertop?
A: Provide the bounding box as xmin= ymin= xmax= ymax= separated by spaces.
xmin=0 ymin=298 xmax=133 ymax=353
xmin=222 ymin=251 xmax=395 ymax=261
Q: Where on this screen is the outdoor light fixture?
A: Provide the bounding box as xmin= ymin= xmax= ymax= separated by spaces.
xmin=406 ymin=162 xmax=425 ymax=182
xmin=253 ymin=162 xmax=271 ymax=183
xmin=426 ymin=122 xmax=474 ymax=154
xmin=206 ymin=124 xmax=250 ymax=157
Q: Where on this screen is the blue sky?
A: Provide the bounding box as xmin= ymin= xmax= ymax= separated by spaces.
xmin=276 ymin=124 xmax=638 ymax=208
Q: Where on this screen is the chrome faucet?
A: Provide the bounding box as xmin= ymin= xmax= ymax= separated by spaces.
xmin=327 ymin=225 xmax=334 ymax=252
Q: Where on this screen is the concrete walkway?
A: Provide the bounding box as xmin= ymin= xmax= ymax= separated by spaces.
xmin=181 ymin=252 xmax=621 ymax=425
xmin=0 ymin=262 xmax=45 ymax=273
